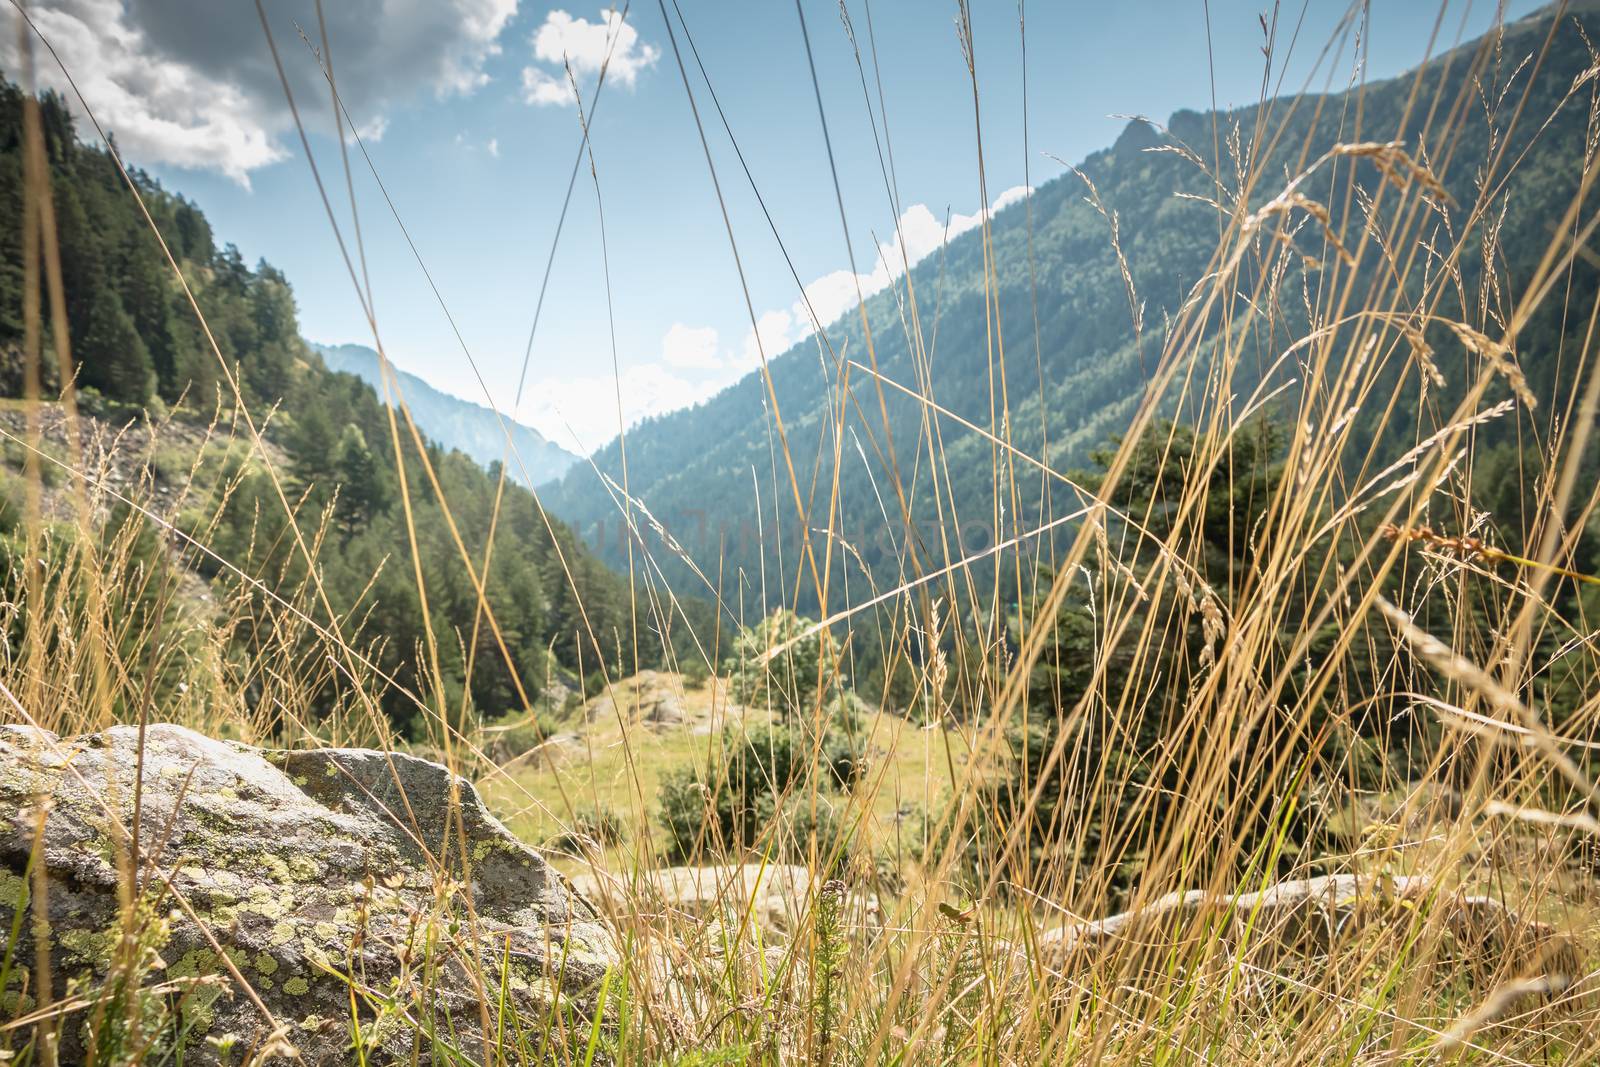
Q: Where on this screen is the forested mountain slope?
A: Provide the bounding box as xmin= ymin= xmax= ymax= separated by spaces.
xmin=0 ymin=80 xmax=643 ymax=736
xmin=315 ymin=342 xmax=580 ymax=488
xmin=542 ymin=3 xmax=1600 ymax=619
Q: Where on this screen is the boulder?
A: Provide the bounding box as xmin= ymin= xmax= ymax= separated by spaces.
xmin=584 ymin=695 xmax=617 ymax=725
xmin=573 ymin=863 xmax=879 ymax=937
xmin=643 ymin=692 xmax=686 ymax=727
xmin=575 ymin=863 xmax=812 ymax=935
xmin=0 ymin=724 xmax=615 ymax=1065
xmin=584 ymin=671 xmax=688 ymax=730
xmin=541 ymin=680 xmax=576 ymax=711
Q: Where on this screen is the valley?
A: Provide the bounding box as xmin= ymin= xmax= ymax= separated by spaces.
xmin=1 ymin=2 xmax=1599 ymax=1062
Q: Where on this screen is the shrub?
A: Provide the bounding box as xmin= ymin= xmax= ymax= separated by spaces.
xmin=656 ymin=719 xmax=871 ymax=865
xmin=728 ymin=608 xmax=845 ymax=717
xmin=681 ymin=655 xmax=711 ymax=689
xmin=659 ymin=722 xmax=802 ymax=862
xmin=1 ymin=439 xmax=61 ymax=487
xmin=543 ymin=805 xmax=626 ymax=855
xmin=75 ymin=385 xmax=107 ymax=418
xmin=818 ymin=718 xmax=868 ymax=790
xmin=483 ymin=710 xmax=560 ymax=765
xmin=149 ymin=442 xmax=193 ymax=486
xmin=782 ymin=796 xmax=859 ymax=878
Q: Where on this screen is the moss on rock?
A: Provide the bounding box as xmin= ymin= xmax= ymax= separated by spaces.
xmin=0 ymin=724 xmax=616 ymax=1066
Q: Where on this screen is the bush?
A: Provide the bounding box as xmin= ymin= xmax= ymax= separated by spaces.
xmin=75 ymin=385 xmax=107 ymax=418
xmin=659 ymin=722 xmax=802 ymax=862
xmin=543 ymin=805 xmax=625 ymax=855
xmin=681 ymin=656 xmax=711 ymax=689
xmin=1 ymin=439 xmax=61 ymax=487
xmin=819 ymin=720 xmax=868 ymax=790
xmin=818 ymin=692 xmax=871 ymax=788
xmin=656 ymin=718 xmax=873 ymax=863
xmin=781 ymin=796 xmax=858 ymax=878
xmin=148 ymin=442 xmax=192 ymax=486
xmin=483 ymin=710 xmax=560 ymax=765
xmin=728 ymin=608 xmax=845 ymax=717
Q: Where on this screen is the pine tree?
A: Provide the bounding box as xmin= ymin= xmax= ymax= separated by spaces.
xmin=333 ymin=424 xmax=383 ymax=533
xmin=117 ymin=237 xmax=179 ymax=396
xmin=75 ymin=287 xmax=155 ymax=403
xmin=291 ymin=397 xmax=338 ymax=487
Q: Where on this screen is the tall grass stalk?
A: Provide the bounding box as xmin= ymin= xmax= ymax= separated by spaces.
xmin=3 ymin=2 xmax=1600 ymax=1064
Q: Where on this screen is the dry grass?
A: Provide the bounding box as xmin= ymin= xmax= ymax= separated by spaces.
xmin=4 ymin=1 xmax=1600 ymax=1065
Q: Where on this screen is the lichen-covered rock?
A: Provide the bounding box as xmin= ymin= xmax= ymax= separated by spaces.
xmin=0 ymin=724 xmax=616 ymax=1065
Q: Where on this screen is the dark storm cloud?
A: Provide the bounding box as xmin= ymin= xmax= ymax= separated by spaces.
xmin=5 ymin=0 xmax=516 ymax=182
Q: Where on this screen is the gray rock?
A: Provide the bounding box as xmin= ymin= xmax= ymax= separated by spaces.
xmin=0 ymin=724 xmax=615 ymax=1065
xmin=541 ymin=680 xmax=575 ymax=711
xmin=573 ymin=863 xmax=879 ymax=937
xmin=584 ymin=695 xmax=617 ymax=725
xmin=574 ymin=863 xmax=813 ymax=935
xmin=642 ymin=692 xmax=685 ymax=727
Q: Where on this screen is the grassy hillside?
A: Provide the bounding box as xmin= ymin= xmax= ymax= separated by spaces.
xmin=478 ymin=669 xmax=977 ymax=872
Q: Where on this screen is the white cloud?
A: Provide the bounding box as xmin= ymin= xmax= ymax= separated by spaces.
xmin=486 ymin=137 xmax=500 ymax=158
xmin=521 ymin=66 xmax=576 ymax=107
xmin=788 ymin=185 xmax=1031 ymax=340
xmin=521 ymin=8 xmax=659 ymax=107
xmin=521 ymin=363 xmax=709 ymax=450
xmin=351 ymin=115 xmax=388 ymax=144
xmin=3 ymin=0 xmax=284 ymax=183
xmin=795 ymin=268 xmax=868 ymax=339
xmin=662 ymin=323 xmax=720 ymax=369
xmin=742 ymin=309 xmax=797 ymax=367
xmin=992 ymin=184 xmax=1032 ymax=212
xmin=525 ymin=186 xmax=1034 ymax=450
xmin=3 ymin=0 xmax=515 ymax=184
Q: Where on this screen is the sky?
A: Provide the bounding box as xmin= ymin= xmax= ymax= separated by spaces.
xmin=7 ymin=0 xmax=1546 ymax=453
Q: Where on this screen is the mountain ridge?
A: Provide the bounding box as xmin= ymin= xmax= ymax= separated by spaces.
xmin=540 ymin=3 xmax=1600 ymax=621
xmin=314 ymin=342 xmax=581 ymax=488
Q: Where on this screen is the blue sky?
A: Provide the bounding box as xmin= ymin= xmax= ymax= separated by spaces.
xmin=17 ymin=0 xmax=1543 ymax=451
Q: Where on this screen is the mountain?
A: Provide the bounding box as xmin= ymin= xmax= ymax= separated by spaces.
xmin=542 ymin=3 xmax=1598 ymax=617
xmin=314 ymin=342 xmax=580 ymax=488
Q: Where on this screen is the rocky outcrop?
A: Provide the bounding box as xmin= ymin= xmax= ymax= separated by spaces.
xmin=0 ymin=724 xmax=616 ymax=1065
xmin=582 ymin=670 xmax=741 ymax=734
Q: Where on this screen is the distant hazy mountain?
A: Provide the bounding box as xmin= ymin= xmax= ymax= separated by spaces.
xmin=313 ymin=343 xmax=580 ymax=487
